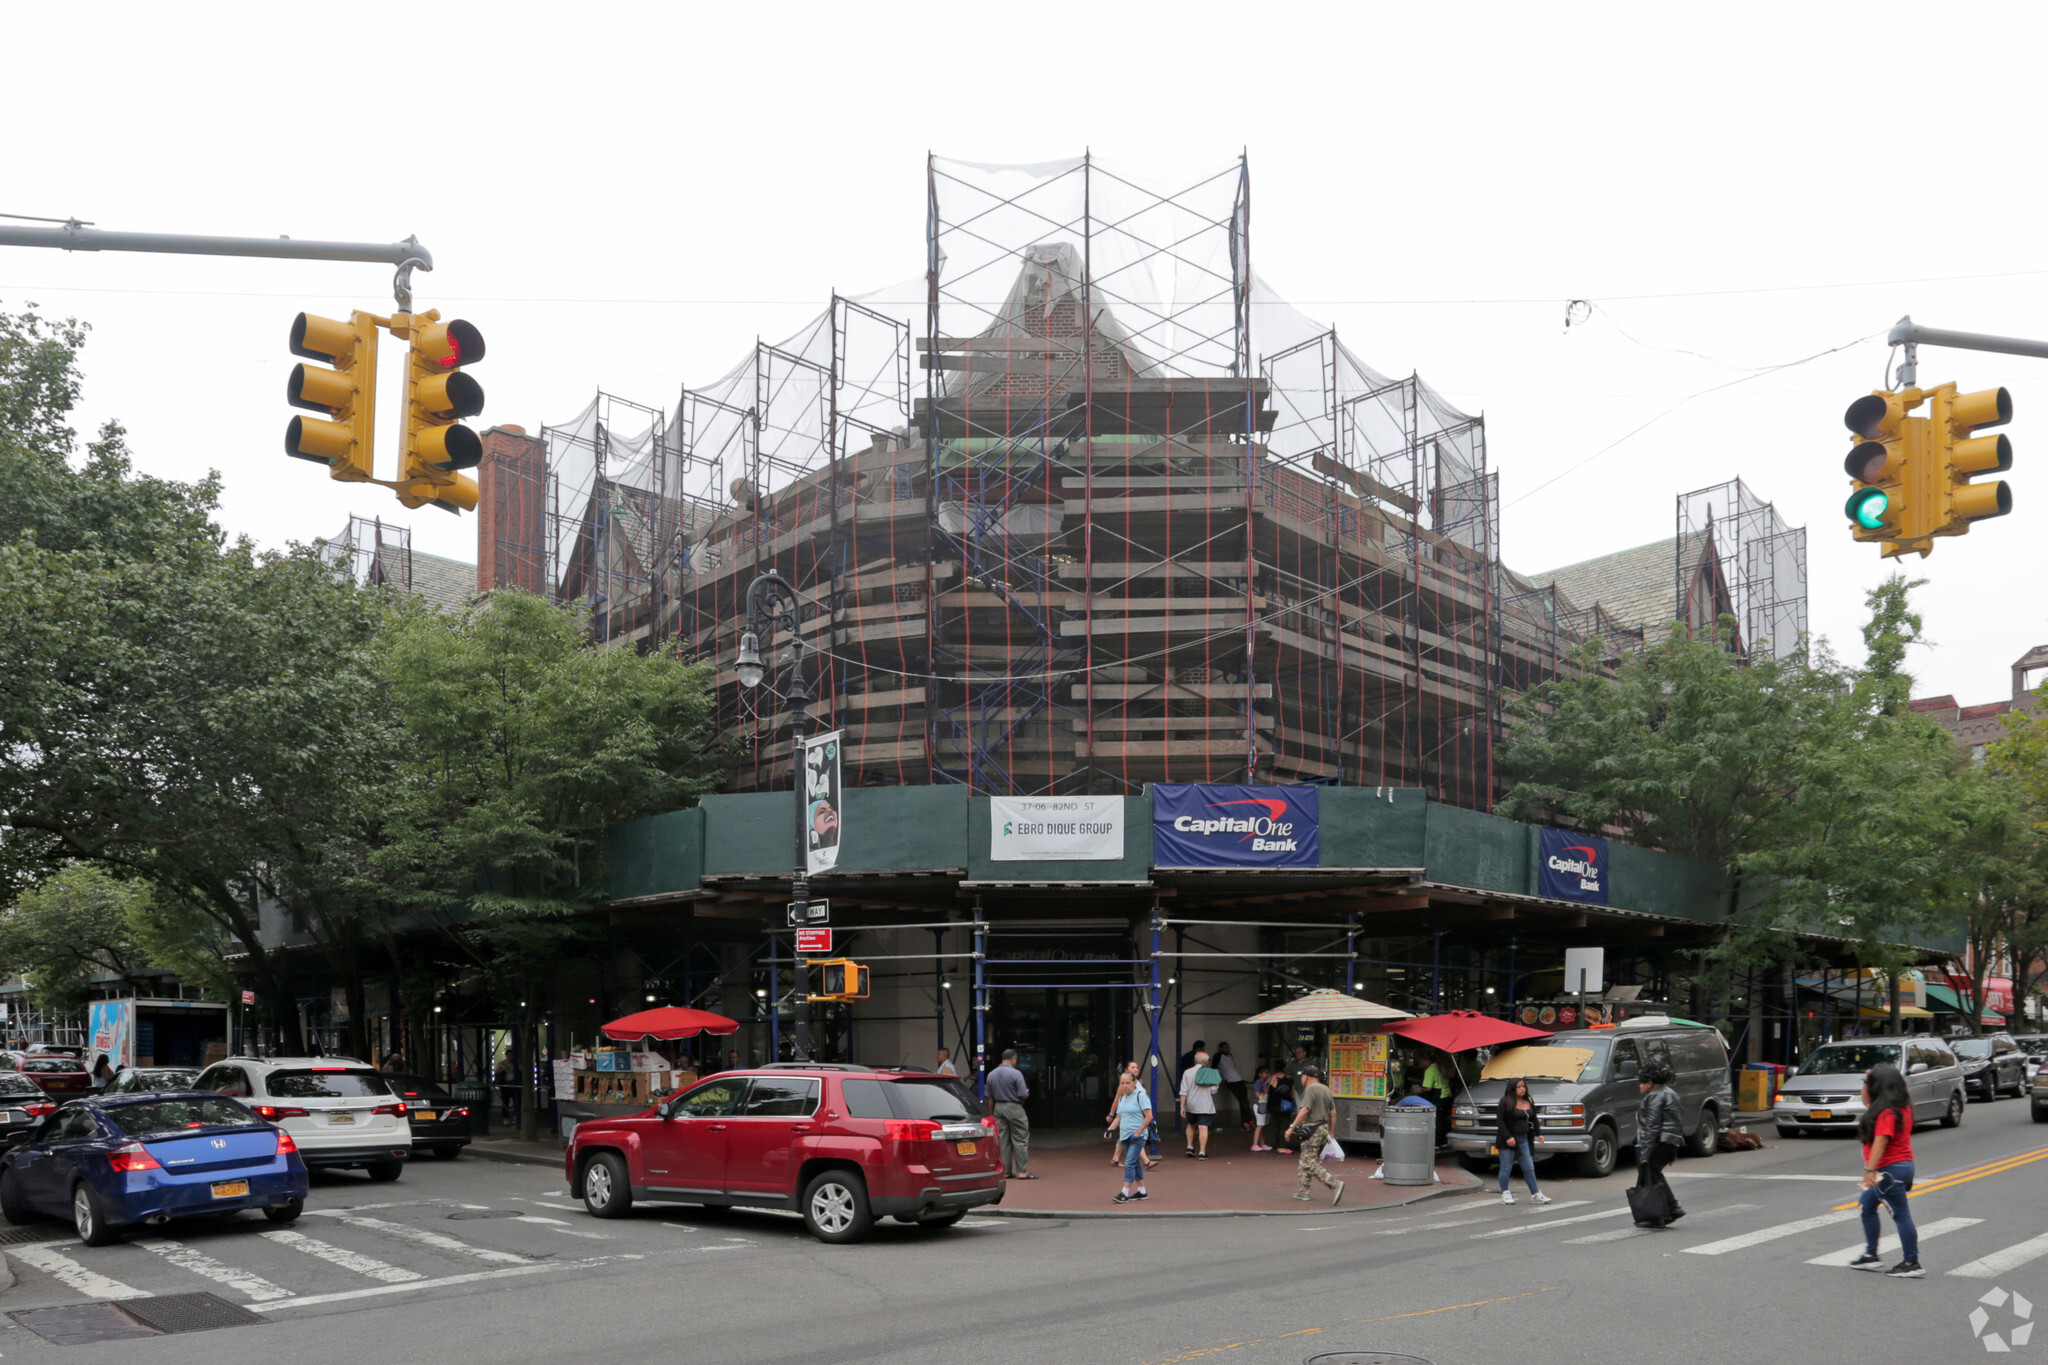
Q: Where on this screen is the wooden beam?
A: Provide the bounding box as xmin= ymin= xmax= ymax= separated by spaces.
xmin=1484 ymin=906 xmax=1516 ymax=921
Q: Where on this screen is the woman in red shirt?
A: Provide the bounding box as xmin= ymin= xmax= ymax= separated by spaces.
xmin=1848 ymin=1063 xmax=1921 ymax=1277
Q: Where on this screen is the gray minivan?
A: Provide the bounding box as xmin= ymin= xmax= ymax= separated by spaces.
xmin=1774 ymin=1037 xmax=1965 ymax=1137
xmin=1449 ymin=1018 xmax=1734 ymax=1178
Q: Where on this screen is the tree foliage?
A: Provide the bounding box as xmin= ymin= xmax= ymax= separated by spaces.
xmin=0 ymin=866 xmax=156 ymax=1013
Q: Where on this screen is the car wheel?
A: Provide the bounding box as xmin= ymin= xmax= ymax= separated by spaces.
xmin=913 ymin=1208 xmax=965 ymax=1230
xmin=801 ymin=1169 xmax=874 ymax=1244
xmin=263 ymin=1198 xmax=303 ymax=1224
xmin=1574 ymin=1126 xmax=1618 ymax=1179
xmin=1688 ymin=1109 xmax=1719 ymax=1159
xmin=0 ymin=1168 xmax=28 ymax=1226
xmin=1459 ymin=1155 xmax=1494 ymax=1174
xmin=1776 ymin=1124 xmax=1800 ymax=1139
xmin=73 ymin=1183 xmax=119 ymax=1247
xmin=365 ymin=1160 xmax=404 ymax=1183
xmin=2032 ymin=1104 xmax=2048 ymax=1124
xmin=581 ymin=1153 xmax=633 ymax=1219
xmin=1941 ymin=1093 xmax=1964 ymax=1128
xmin=431 ymin=1146 xmax=461 ymax=1162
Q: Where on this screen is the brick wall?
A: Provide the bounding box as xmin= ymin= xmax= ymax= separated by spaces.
xmin=476 ymin=426 xmax=546 ymax=594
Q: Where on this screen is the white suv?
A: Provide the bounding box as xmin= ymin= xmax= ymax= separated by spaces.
xmin=193 ymin=1057 xmax=410 ymax=1180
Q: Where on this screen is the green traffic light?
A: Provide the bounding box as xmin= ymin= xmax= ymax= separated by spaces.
xmin=1846 ymin=487 xmax=1890 ymax=530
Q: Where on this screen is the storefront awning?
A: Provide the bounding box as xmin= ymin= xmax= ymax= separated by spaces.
xmin=1855 ymin=1004 xmax=1934 ymax=1019
xmin=1922 ymin=982 xmax=2004 ymax=1026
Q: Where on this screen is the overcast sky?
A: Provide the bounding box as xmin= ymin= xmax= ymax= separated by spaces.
xmin=7 ymin=3 xmax=2044 ymax=705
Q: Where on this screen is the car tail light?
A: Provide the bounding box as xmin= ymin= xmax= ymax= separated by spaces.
xmin=23 ymin=1103 xmax=53 ymax=1117
xmin=882 ymin=1120 xmax=941 ymax=1142
xmin=252 ymin=1105 xmax=310 ymax=1121
xmin=445 ymin=1107 xmax=470 ymax=1119
xmin=371 ymin=1103 xmax=407 ymax=1117
xmin=108 ymin=1142 xmax=162 ymax=1173
xmin=980 ymin=1115 xmax=999 ymax=1135
xmin=275 ymin=1130 xmax=299 ymax=1156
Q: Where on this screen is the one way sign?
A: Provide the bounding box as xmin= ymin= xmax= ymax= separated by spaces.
xmin=786 ymin=899 xmax=829 ymax=928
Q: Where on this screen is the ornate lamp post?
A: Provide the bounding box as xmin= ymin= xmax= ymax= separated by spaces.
xmin=735 ymin=569 xmax=813 ymax=1061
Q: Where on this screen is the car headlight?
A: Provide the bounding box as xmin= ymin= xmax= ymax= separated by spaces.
xmin=1452 ymin=1106 xmax=1476 ymax=1117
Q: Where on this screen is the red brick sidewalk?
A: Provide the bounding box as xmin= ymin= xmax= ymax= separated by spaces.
xmin=985 ymin=1125 xmax=1481 ymax=1217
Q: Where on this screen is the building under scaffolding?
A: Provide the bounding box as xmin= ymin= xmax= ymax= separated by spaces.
xmin=464 ymin=156 xmax=1833 ymax=1123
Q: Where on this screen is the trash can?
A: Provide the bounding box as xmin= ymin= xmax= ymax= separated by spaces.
xmin=453 ymin=1082 xmax=493 ymax=1137
xmin=1378 ymin=1106 xmax=1437 ymax=1186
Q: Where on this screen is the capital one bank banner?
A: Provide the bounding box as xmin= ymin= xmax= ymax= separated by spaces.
xmin=1537 ymin=827 xmax=1609 ymax=905
xmin=1152 ymin=784 xmax=1319 ymax=869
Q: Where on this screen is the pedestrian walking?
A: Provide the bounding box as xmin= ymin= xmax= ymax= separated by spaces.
xmin=1847 ymin=1063 xmax=1923 ymax=1277
xmin=1269 ymin=1063 xmax=1296 ymax=1152
xmin=1493 ymin=1077 xmax=1551 ymax=1205
xmin=1282 ymin=1065 xmax=1346 ymax=1205
xmin=987 ymin=1049 xmax=1035 ymax=1179
xmin=1178 ymin=1048 xmax=1221 ymax=1158
xmin=1630 ymin=1061 xmax=1686 ymax=1227
xmin=1250 ymin=1066 xmax=1273 ymax=1151
xmin=1108 ymin=1073 xmax=1154 ymax=1204
xmin=935 ymin=1047 xmax=957 ymax=1076
xmin=1213 ymin=1041 xmax=1252 ymax=1130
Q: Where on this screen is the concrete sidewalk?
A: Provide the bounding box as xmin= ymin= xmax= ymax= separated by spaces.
xmin=465 ymin=1135 xmax=567 ymax=1169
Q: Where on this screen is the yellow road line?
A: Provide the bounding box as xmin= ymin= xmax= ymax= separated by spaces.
xmin=1142 ymin=1288 xmax=1557 ymax=1364
xmin=1830 ymin=1147 xmax=2048 ymax=1211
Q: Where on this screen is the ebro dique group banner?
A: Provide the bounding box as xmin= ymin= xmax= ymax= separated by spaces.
xmin=1152 ymin=784 xmax=1320 ymax=868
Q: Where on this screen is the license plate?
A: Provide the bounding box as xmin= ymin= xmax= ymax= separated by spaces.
xmin=0 ymin=1111 xmax=18 ymax=1124
xmin=329 ymin=1113 xmax=356 ymax=1125
xmin=1809 ymin=1110 xmax=1833 ymax=1121
xmin=955 ymin=1140 xmax=977 ymax=1155
xmin=210 ymin=1180 xmax=249 ymax=1199
xmin=414 ymin=1111 xmax=437 ymax=1122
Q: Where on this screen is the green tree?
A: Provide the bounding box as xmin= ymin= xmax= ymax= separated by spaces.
xmin=0 ymin=866 xmax=157 ymax=1014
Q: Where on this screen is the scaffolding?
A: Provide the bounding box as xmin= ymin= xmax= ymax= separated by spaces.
xmin=488 ymin=154 xmax=1806 ymax=811
xmin=321 ymin=515 xmax=412 ymax=593
xmin=1677 ymin=479 xmax=1809 ymax=660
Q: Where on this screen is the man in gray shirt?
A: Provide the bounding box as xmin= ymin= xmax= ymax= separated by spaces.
xmin=986 ymin=1049 xmax=1034 ymax=1178
xmin=1178 ymin=1048 xmax=1220 ymax=1159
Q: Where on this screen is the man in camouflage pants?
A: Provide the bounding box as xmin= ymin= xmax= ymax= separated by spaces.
xmin=1284 ymin=1065 xmax=1345 ymax=1205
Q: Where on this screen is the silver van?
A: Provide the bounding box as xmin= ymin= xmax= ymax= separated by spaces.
xmin=1449 ymin=1019 xmax=1734 ymax=1178
xmin=1774 ymin=1037 xmax=1965 ymax=1137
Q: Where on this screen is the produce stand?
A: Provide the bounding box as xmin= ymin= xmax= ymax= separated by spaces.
xmin=558 ymin=1006 xmax=737 ymax=1136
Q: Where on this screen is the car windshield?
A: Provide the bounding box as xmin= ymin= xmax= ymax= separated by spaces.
xmin=1799 ymin=1043 xmax=1902 ymax=1075
xmin=105 ymin=1097 xmax=259 ymax=1137
xmin=265 ymin=1069 xmax=391 ymax=1098
xmin=1951 ymin=1040 xmax=1992 ymax=1058
xmin=886 ymin=1079 xmax=979 ymax=1123
xmin=2016 ymin=1039 xmax=2048 ymax=1057
xmin=386 ymin=1077 xmax=450 ymax=1100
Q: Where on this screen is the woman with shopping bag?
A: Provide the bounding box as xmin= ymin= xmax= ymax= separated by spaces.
xmin=1628 ymin=1061 xmax=1686 ymax=1227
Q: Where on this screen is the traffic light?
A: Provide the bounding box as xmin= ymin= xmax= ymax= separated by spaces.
xmin=1844 ymin=388 xmax=1944 ymax=557
xmin=812 ymin=959 xmax=870 ymax=1002
xmin=1927 ymin=383 xmax=2013 ymax=539
xmin=395 ymin=311 xmax=486 ymax=514
xmin=285 ymin=311 xmax=379 ymax=481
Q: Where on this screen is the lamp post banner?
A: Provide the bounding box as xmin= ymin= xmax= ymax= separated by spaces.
xmin=1538 ymin=827 xmax=1608 ymax=905
xmin=803 ymin=730 xmax=843 ymax=875
xmin=989 ymin=796 xmax=1124 ymax=861
xmin=1151 ymin=784 xmax=1319 ymax=868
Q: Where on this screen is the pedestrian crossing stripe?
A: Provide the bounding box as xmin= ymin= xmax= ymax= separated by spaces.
xmin=1804 ymin=1217 xmax=1981 ymax=1266
xmin=1949 ymin=1230 xmax=2048 ymax=1279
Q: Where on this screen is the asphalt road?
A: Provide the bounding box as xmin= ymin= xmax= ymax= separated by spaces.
xmin=3 ymin=1099 xmax=2045 ymax=1363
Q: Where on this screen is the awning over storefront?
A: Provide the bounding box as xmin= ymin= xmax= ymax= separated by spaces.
xmin=1922 ymin=982 xmax=2004 ymax=1026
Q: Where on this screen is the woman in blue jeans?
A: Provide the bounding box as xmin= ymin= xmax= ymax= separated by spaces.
xmin=1111 ymin=1074 xmax=1154 ymax=1204
xmin=1494 ymin=1077 xmax=1552 ymax=1205
xmin=1848 ymin=1064 xmax=1922 ymax=1277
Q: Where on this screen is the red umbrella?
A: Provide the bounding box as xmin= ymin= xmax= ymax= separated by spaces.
xmin=1377 ymin=1010 xmax=1550 ymax=1054
xmin=601 ymin=1006 xmax=740 ymax=1042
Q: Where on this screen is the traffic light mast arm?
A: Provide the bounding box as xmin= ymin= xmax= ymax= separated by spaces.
xmin=0 ymin=221 xmax=432 ymax=306
xmin=1890 ymin=314 xmax=2048 ymax=385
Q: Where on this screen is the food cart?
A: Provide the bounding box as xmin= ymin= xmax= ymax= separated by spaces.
xmin=1239 ymin=989 xmax=1411 ymax=1145
xmin=557 ymin=1005 xmax=737 ymax=1138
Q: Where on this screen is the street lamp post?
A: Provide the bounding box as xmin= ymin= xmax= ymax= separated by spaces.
xmin=735 ymin=568 xmax=813 ymax=1062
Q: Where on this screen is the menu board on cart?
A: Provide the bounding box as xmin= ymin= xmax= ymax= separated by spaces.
xmin=1327 ymin=1032 xmax=1389 ymax=1099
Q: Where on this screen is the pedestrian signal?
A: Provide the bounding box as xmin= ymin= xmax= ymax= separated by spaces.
xmin=812 ymin=960 xmax=870 ymax=1002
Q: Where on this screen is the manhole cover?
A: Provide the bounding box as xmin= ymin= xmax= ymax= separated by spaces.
xmin=0 ymin=1226 xmax=56 ymax=1246
xmin=120 ymin=1291 xmax=264 ymax=1334
xmin=448 ymin=1210 xmax=526 ymax=1220
xmin=1306 ymin=1355 xmax=1434 ymax=1365
xmin=10 ymin=1303 xmax=160 ymax=1346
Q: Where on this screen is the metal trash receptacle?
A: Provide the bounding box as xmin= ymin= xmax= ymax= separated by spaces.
xmin=1378 ymin=1107 xmax=1436 ymax=1185
xmin=452 ymin=1083 xmax=493 ymax=1136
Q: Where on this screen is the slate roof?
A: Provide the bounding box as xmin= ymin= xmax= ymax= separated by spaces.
xmin=404 ymin=550 xmax=477 ymax=614
xmin=1526 ymin=530 xmax=1713 ymax=637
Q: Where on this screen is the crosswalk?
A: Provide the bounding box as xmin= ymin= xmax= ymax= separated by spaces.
xmin=0 ymin=1202 xmax=674 ymax=1314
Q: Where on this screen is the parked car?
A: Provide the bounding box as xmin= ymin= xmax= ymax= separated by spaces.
xmin=101 ymin=1067 xmax=202 ymax=1096
xmin=1 ymin=1053 xmax=93 ymax=1095
xmin=381 ymin=1074 xmax=472 ymax=1160
xmin=1774 ymin=1037 xmax=1965 ymax=1136
xmin=192 ymin=1057 xmax=410 ymax=1180
xmin=2009 ymin=1034 xmax=2047 ymax=1084
xmin=25 ymin=1044 xmax=85 ymax=1059
xmin=2033 ymin=1057 xmax=2048 ymax=1123
xmin=1952 ymin=1033 xmax=2028 ymax=1100
xmin=0 ymin=1093 xmax=308 ymax=1246
xmin=0 ymin=1073 xmax=57 ymax=1145
xmin=1451 ymin=1017 xmax=1734 ymax=1177
xmin=566 ymin=1064 xmax=1005 ymax=1243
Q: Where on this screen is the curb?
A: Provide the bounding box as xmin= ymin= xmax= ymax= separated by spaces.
xmin=464 ymin=1145 xmax=563 ymax=1170
xmin=0 ymin=1253 xmax=15 ymax=1295
xmin=980 ymin=1178 xmax=1481 ymax=1220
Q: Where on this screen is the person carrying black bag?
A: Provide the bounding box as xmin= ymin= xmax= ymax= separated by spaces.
xmin=1628 ymin=1061 xmax=1686 ymax=1227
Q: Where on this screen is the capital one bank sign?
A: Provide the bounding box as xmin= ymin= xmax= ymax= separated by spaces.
xmin=1152 ymin=784 xmax=1320 ymax=868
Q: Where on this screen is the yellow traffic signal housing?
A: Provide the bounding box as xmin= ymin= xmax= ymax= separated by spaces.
xmin=394 ymin=311 xmax=486 ymax=514
xmin=1843 ymin=388 xmax=1927 ymax=554
xmin=285 ymin=311 xmax=379 ymax=481
xmin=1926 ymin=383 xmax=2014 ymax=539
xmin=811 ymin=959 xmax=870 ymax=1002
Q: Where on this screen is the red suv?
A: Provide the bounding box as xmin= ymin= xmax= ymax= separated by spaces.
xmin=566 ymin=1064 xmax=1004 ymax=1242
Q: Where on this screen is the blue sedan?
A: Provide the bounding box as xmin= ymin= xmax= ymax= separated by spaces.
xmin=0 ymin=1092 xmax=308 ymax=1246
